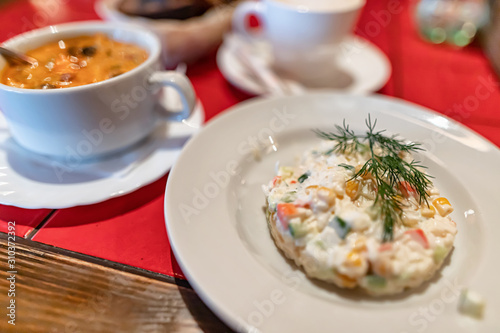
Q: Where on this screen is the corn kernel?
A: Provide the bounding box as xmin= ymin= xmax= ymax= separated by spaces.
xmin=434 ymin=197 xmax=450 ymax=205
xmin=355 ymin=165 xmax=373 ymax=180
xmin=345 ymin=180 xmax=359 ymax=200
xmin=353 ymin=236 xmax=367 ymax=251
xmin=337 ymin=273 xmax=357 ymax=288
xmin=421 ymin=205 xmax=436 ymax=218
xmin=402 ymin=211 xmax=419 ymax=227
xmin=373 ymin=262 xmax=389 ymax=277
xmin=346 ymin=251 xmax=363 ymax=267
xmin=398 ymin=150 xmax=409 ymax=159
xmin=394 ymin=195 xmax=404 ymax=203
xmin=433 ymin=197 xmax=453 ymax=217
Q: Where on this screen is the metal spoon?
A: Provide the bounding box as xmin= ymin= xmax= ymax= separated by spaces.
xmin=0 ymin=47 xmax=38 ymax=66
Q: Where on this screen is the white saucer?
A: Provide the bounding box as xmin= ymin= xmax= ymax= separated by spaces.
xmin=0 ymin=101 xmax=204 ymax=209
xmin=217 ymin=33 xmax=392 ymax=95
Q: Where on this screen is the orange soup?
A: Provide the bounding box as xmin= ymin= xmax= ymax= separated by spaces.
xmin=1 ymin=33 xmax=148 ymax=89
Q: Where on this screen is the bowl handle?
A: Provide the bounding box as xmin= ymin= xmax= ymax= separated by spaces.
xmin=149 ymin=71 xmax=196 ymax=122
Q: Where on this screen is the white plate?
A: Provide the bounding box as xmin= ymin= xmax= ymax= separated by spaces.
xmin=0 ymin=101 xmax=204 ymax=209
xmin=165 ymin=92 xmax=500 ymax=333
xmin=217 ymin=33 xmax=392 ymax=96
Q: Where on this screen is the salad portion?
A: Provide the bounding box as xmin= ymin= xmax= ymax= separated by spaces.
xmin=263 ymin=118 xmax=457 ymax=295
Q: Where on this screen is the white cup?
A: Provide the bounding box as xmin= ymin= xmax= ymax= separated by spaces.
xmin=232 ymin=0 xmax=365 ymax=85
xmin=0 ymin=21 xmax=196 ymax=160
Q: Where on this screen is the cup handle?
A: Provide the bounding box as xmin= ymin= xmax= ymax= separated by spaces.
xmin=149 ymin=71 xmax=196 ymax=122
xmin=232 ymin=1 xmax=265 ymax=39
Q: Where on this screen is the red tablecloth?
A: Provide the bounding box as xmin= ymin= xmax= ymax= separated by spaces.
xmin=1 ymin=0 xmax=499 ymax=279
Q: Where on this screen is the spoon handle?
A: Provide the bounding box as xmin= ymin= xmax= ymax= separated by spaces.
xmin=0 ymin=47 xmax=37 ymax=66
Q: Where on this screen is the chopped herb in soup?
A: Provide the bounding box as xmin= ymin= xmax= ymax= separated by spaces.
xmin=1 ymin=33 xmax=148 ymax=89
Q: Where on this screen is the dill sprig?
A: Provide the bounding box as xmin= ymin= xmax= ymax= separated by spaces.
xmin=314 ymin=120 xmax=364 ymax=154
xmin=315 ymin=116 xmax=433 ymax=241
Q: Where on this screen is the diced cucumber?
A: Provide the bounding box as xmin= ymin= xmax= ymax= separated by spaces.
xmin=365 ymin=275 xmax=387 ymax=289
xmin=281 ymin=191 xmax=297 ymax=203
xmin=278 ymin=166 xmax=294 ymax=179
xmin=331 ymin=216 xmax=351 ymax=239
xmin=288 ymin=220 xmax=308 ymax=238
xmin=314 ymin=239 xmax=327 ymax=250
xmin=458 ymin=289 xmax=485 ymax=319
xmin=433 ymin=246 xmax=450 ymax=263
